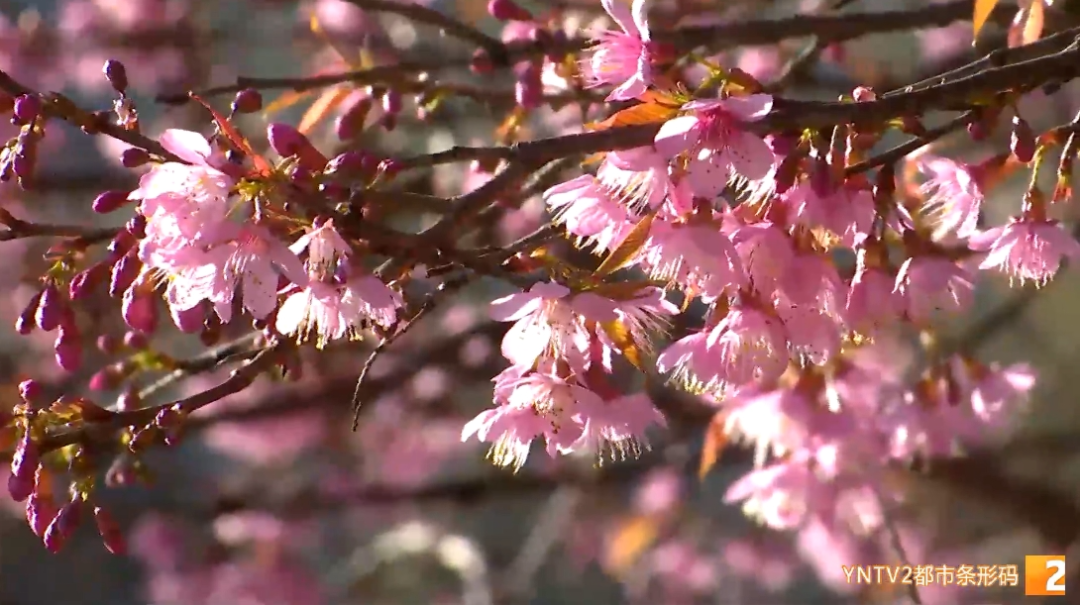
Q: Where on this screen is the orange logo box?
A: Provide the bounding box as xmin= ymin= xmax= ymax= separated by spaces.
xmin=1025 ymin=556 xmax=1067 ymax=597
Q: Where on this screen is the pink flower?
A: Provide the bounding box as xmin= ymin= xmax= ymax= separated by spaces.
xmin=639 ymin=219 xmax=747 ymax=297
xmin=490 ymin=281 xmax=619 ymax=371
xmin=582 ymin=0 xmax=654 ymax=101
xmin=916 ymin=155 xmax=984 ymax=239
xmin=596 ymin=147 xmax=692 ymax=215
xmin=730 ymin=221 xmax=795 ymax=295
xmin=461 ymin=367 xmax=602 ymax=471
xmin=543 ymin=175 xmax=634 ymax=252
xmin=702 ymin=305 xmax=789 ymax=392
xmin=572 ymin=392 xmax=666 ymax=461
xmin=782 ymin=181 xmax=875 ymax=246
xmin=845 ymin=247 xmax=901 ymax=335
xmin=978 ymin=218 xmax=1080 ymax=285
xmin=275 ymin=282 xmax=361 ymax=348
xmin=893 ymin=255 xmax=974 ymax=324
xmin=290 ymin=219 xmax=352 ymax=279
xmin=724 ymin=455 xmax=833 ymax=530
xmin=167 ymin=225 xmax=308 ymax=323
xmin=654 ymin=94 xmax=775 ymax=194
xmin=599 ymin=286 xmax=679 ymax=359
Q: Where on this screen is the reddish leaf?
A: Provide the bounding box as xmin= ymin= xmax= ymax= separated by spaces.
xmin=594 ymin=213 xmax=655 ymax=277
xmin=973 ymin=0 xmax=1001 ymax=40
xmin=603 ymin=514 xmax=660 ymax=575
xmin=699 ymin=412 xmax=729 ymax=480
xmin=189 ymin=94 xmax=273 ymax=176
xmin=586 ymin=102 xmax=679 ymax=132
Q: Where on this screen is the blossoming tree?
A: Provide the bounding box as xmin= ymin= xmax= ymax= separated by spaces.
xmin=0 ymin=0 xmax=1078 ymax=603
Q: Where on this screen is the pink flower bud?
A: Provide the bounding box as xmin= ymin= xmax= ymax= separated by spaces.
xmin=123 ymin=330 xmax=148 ymax=350
xmin=126 ymin=214 xmax=147 ymax=239
xmin=54 ymin=326 xmax=83 ymax=372
xmin=16 ymin=291 xmax=42 ymax=335
xmin=381 ymin=90 xmax=403 ymax=115
xmin=231 ymin=88 xmax=263 ymax=114
xmin=69 ymin=264 xmax=108 ymax=300
xmin=26 ymin=491 xmax=58 ymax=538
xmin=169 ymin=303 xmax=206 ymax=334
xmin=8 ymin=429 xmax=39 ymax=502
xmin=44 ymin=497 xmax=82 ymax=553
xmin=852 ymin=86 xmax=876 ymax=102
xmin=107 ymin=230 xmax=136 ymax=258
xmin=470 ymin=49 xmax=495 ymax=74
xmin=488 ymin=0 xmax=532 ymax=21
xmin=19 ymin=379 xmax=43 ymax=405
xmin=92 ymin=190 xmax=133 ymax=214
xmin=267 ymin=122 xmax=309 ymax=157
xmin=122 ymin=287 xmax=158 ymax=334
xmin=102 ymin=60 xmax=128 ymax=93
xmin=94 ymin=507 xmax=126 ymax=555
xmin=515 ymin=62 xmax=543 ymax=109
xmin=35 ymin=285 xmax=65 ymax=332
xmin=12 ymin=94 xmax=42 ymax=124
xmin=1011 ymin=116 xmax=1036 ymax=163
xmin=334 ymin=96 xmax=373 ymax=141
xmin=116 ymin=387 xmax=140 ymax=413
xmin=120 ymin=147 xmax=150 ymax=168
xmin=96 ymin=334 xmax=120 ymax=354
xmin=110 ymin=253 xmax=141 ymax=298
xmin=89 ymin=368 xmax=121 ymax=391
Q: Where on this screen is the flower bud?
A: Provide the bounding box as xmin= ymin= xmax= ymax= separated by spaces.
xmin=116 ymin=387 xmax=140 ymax=412
xmin=92 ymin=190 xmax=132 ymax=214
xmin=110 ymin=253 xmax=141 ymax=298
xmin=231 ymin=88 xmax=263 ymax=114
xmin=381 ymin=90 xmax=403 ymax=116
xmin=126 ymin=214 xmax=147 ymax=239
xmin=19 ymin=379 xmax=44 ymax=406
xmin=102 ymin=60 xmax=128 ymax=93
xmin=267 ymin=122 xmax=309 ymax=157
xmin=16 ymin=291 xmax=42 ymax=335
xmin=488 ymin=0 xmax=532 ymax=21
xmin=54 ymin=326 xmax=83 ymax=372
xmin=1011 ymin=116 xmax=1036 ymax=163
xmin=120 ymin=147 xmax=151 ymax=168
xmin=515 ymin=62 xmax=543 ymax=109
xmin=12 ymin=94 xmax=42 ymax=124
xmin=35 ymin=285 xmax=66 ymax=332
xmin=108 ymin=230 xmax=136 ymax=258
xmin=334 ymin=96 xmax=373 ymax=141
xmin=8 ymin=429 xmax=39 ymax=502
xmin=69 ymin=264 xmax=108 ymax=300
xmin=325 ymin=150 xmax=371 ymax=180
xmin=852 ymin=86 xmax=876 ymax=102
xmin=89 ymin=368 xmax=120 ymax=392
xmin=470 ymin=49 xmax=495 ymax=74
xmin=96 ymin=334 xmax=121 ymax=354
xmin=26 ymin=491 xmax=58 ymax=538
xmin=94 ymin=507 xmax=126 ymax=555
xmin=44 ymin=497 xmax=83 ymax=553
xmin=122 ymin=287 xmax=158 ymax=334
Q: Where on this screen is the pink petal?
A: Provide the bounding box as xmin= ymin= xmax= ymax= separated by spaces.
xmin=724 ymin=131 xmax=774 ymax=181
xmin=631 ymin=0 xmax=650 ymax=41
xmin=654 ymin=116 xmax=702 ymax=158
xmin=602 ymin=0 xmax=640 ymax=37
xmin=722 ymin=94 xmax=774 ymax=122
xmin=569 ymin=292 xmax=620 ymax=322
xmin=607 ymin=74 xmax=648 ymax=102
xmin=158 ymin=129 xmax=212 ymax=165
xmin=490 ymin=292 xmax=543 ymax=322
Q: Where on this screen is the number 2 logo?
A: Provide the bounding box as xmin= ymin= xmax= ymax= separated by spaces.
xmin=1046 ymin=559 xmax=1066 ymax=593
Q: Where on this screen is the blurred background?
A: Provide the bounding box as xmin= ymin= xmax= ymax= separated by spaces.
xmin=1 ymin=0 xmax=1079 ymax=603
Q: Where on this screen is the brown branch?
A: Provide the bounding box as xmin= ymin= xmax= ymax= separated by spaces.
xmin=39 ymin=340 xmax=280 ymax=452
xmin=161 ymin=0 xmax=1015 ymax=106
xmin=341 ymin=0 xmax=507 ymax=63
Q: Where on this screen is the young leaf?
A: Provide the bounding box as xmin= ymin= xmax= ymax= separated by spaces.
xmin=973 ymin=0 xmax=1001 ymax=40
xmin=586 ymin=102 xmax=679 ymax=131
xmin=593 ymin=213 xmax=655 ymax=277
xmin=603 ymin=514 xmax=661 ymax=576
xmin=699 ymin=412 xmax=729 ymax=480
xmin=600 ymin=319 xmax=643 ymax=370
xmin=189 ymin=94 xmax=273 ymax=176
